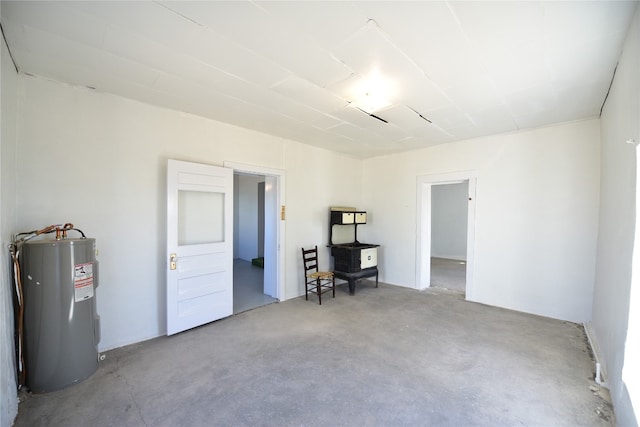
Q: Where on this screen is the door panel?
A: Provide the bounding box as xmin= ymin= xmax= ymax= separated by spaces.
xmin=177 ymin=252 xmax=226 ymax=277
xmin=178 ymin=190 xmax=225 ymax=245
xmin=178 ymin=273 xmax=226 ymax=298
xmin=167 ymin=159 xmax=233 ymax=335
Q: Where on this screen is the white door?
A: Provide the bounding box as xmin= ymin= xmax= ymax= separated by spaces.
xmin=167 ymin=159 xmax=233 ymax=335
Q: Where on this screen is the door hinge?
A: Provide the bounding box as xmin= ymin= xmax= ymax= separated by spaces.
xmin=281 ymin=205 xmax=286 ymax=220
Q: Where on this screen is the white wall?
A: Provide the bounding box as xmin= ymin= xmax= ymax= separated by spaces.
xmin=592 ymin=6 xmax=639 ymax=426
xmin=361 ymin=119 xmax=601 ymax=322
xmin=14 ymin=75 xmax=362 ymax=351
xmin=284 ymin=141 xmax=363 ymax=293
xmin=234 ymin=174 xmax=262 ymax=261
xmin=0 ymin=23 xmax=19 ymax=427
xmin=431 ymin=182 xmax=468 ymax=260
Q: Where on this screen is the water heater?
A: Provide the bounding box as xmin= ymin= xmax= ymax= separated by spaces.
xmin=20 ymin=237 xmax=100 ymax=393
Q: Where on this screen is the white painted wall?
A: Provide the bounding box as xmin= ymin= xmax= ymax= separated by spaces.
xmin=13 ymin=75 xmax=362 ymax=351
xmin=284 ymin=141 xmax=363 ymax=290
xmin=431 ymin=182 xmax=468 ymax=261
xmin=592 ymin=6 xmax=640 ymax=426
xmin=360 ymin=119 xmax=601 ymax=322
xmin=0 ymin=23 xmax=19 ymax=427
xmin=234 ymin=174 xmax=262 ymax=261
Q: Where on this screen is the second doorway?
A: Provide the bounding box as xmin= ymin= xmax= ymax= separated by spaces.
xmin=430 ymin=182 xmax=468 ymax=294
xmin=233 ymin=173 xmax=277 ymax=313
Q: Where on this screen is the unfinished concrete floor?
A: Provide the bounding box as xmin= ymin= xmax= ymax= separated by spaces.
xmin=14 ymin=283 xmax=613 ymax=426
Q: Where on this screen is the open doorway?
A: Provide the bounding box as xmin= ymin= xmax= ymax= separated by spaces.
xmin=227 ymin=162 xmax=286 ymax=314
xmin=430 ymin=182 xmax=468 ymax=294
xmin=233 ymin=173 xmax=276 ymax=313
xmin=416 ymin=172 xmax=476 ymax=299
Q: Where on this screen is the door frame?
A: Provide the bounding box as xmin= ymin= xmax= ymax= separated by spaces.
xmin=416 ymin=171 xmax=477 ymax=300
xmin=224 ymin=161 xmax=285 ymax=301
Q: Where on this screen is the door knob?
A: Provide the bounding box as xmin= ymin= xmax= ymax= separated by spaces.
xmin=169 ymin=253 xmax=177 ymax=270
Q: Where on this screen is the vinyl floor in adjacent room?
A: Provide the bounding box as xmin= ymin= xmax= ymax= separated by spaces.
xmin=233 ymin=258 xmax=277 ymax=314
xmin=14 ymin=283 xmax=614 ymax=427
xmin=431 ymin=257 xmax=466 ymax=293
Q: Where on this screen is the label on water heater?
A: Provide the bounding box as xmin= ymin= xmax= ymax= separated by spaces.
xmin=74 ymin=262 xmax=94 ymax=302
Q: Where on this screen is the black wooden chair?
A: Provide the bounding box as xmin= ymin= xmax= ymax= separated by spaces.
xmin=301 ymin=245 xmax=335 ymax=305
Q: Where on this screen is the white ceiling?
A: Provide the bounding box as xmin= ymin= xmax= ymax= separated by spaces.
xmin=1 ymin=1 xmax=637 ymax=158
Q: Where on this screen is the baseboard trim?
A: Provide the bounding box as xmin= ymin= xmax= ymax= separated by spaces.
xmin=584 ymin=321 xmax=609 ymax=388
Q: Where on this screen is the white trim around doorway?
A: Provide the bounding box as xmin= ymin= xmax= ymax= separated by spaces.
xmin=416 ymin=171 xmax=477 ymax=300
xmin=224 ymin=161 xmax=286 ymax=302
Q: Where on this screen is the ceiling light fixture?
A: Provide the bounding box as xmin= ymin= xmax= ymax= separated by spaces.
xmin=351 ymin=93 xmax=392 ymax=115
xmin=350 ymin=69 xmax=394 ymax=115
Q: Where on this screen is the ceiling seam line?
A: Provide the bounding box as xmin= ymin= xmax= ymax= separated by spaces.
xmin=0 ymin=23 xmax=19 ymax=73
xmin=444 ymin=1 xmax=520 ymax=131
xmin=363 ymin=18 xmax=461 ymax=117
xmin=152 ymin=1 xmax=204 ymax=27
xmin=599 ymin=62 xmax=618 ymax=117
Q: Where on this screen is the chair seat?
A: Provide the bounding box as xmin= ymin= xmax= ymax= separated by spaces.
xmin=307 ymin=271 xmax=334 ymax=280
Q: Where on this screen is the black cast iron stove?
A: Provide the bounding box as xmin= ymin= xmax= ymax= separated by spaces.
xmin=328 ymin=208 xmax=379 ymax=295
